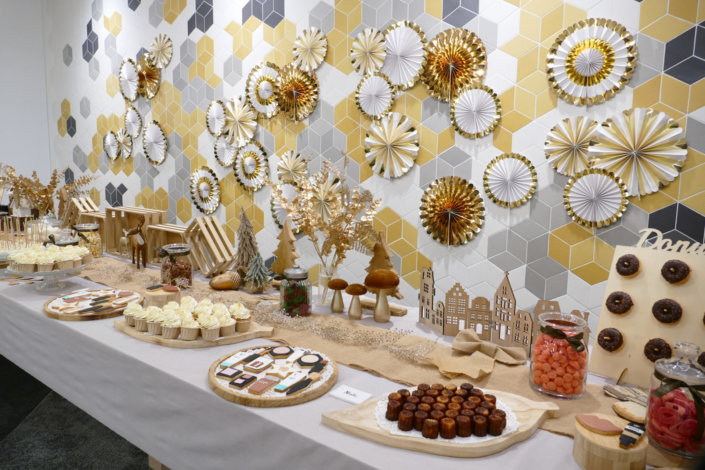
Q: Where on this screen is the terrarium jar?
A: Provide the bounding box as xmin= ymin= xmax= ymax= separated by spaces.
xmin=73 ymin=223 xmax=102 ymax=257
xmin=530 ymin=312 xmax=588 ymax=399
xmin=160 ymin=243 xmax=193 ymax=288
xmin=281 ymin=266 xmax=311 ymax=317
xmin=647 ymin=342 xmax=705 ymax=459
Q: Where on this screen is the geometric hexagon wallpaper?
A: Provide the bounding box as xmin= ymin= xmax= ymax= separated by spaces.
xmin=44 ymin=0 xmax=705 ymax=335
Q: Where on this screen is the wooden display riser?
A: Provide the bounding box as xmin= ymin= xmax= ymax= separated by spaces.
xmin=145 ymin=223 xmax=190 ymax=264
xmin=573 ymin=413 xmax=647 ymax=470
xmin=104 ymin=206 xmax=167 ymax=257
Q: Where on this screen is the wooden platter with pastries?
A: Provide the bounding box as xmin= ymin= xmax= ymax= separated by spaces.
xmin=43 ymin=287 xmax=142 ymax=321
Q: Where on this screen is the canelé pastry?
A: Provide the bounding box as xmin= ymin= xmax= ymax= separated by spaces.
xmin=488 ymin=414 xmax=504 ymax=436
xmin=422 ymin=419 xmax=439 ymax=439
xmin=460 ymin=383 xmax=473 ymax=392
xmin=651 ymin=298 xmax=683 ymax=324
xmin=444 ymin=410 xmax=459 ymax=419
xmin=388 ymin=392 xmax=403 ymax=403
xmin=447 ymin=402 xmax=461 ymax=412
xmin=644 ymin=338 xmax=672 ymax=362
xmin=615 ymin=254 xmax=640 ymax=277
xmin=450 ymin=395 xmax=464 ymax=404
xmin=417 ymin=403 xmax=432 ymax=413
xmin=414 ymin=411 xmax=428 ymax=431
xmin=402 ymin=403 xmax=416 ymax=412
xmin=473 ymin=415 xmax=488 ymax=436
xmin=460 ymin=409 xmax=475 ymax=418
xmin=397 ymin=410 xmax=414 ymax=431
xmin=432 ymin=403 xmax=447 ymax=412
xmin=425 ymin=389 xmax=440 ymax=398
xmin=406 ymin=396 xmax=420 ymax=406
xmin=456 ymin=415 xmax=472 ymax=437
xmin=697 ymin=352 xmax=705 ymax=368
xmin=440 ymin=417 xmax=457 ymax=439
xmin=398 ymin=389 xmax=411 ymax=400
xmin=431 ymin=383 xmax=444 ymax=391
xmin=417 ymin=383 xmax=430 ymax=391
xmin=386 ymin=400 xmax=402 ymax=421
xmin=421 ymin=396 xmax=435 ymax=405
xmin=597 ymin=327 xmax=624 ymax=352
xmin=411 ymin=390 xmax=425 ymax=398
xmin=605 ymin=291 xmax=633 ymax=314
xmin=480 ymin=400 xmax=495 ymax=411
xmin=475 ymin=406 xmax=490 ymax=417
xmin=661 ymin=259 xmax=690 ymax=284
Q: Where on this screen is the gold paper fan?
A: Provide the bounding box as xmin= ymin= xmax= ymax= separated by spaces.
xmin=137 ymin=53 xmax=161 ymax=99
xmin=246 ymin=62 xmax=280 ymax=118
xmin=365 ymin=112 xmax=418 ymax=179
xmin=190 ymin=166 xmax=221 ymax=215
xmin=234 ymin=141 xmax=269 ymax=192
xmin=277 ymin=150 xmax=308 ymax=184
xmin=223 ymin=96 xmax=257 ymax=148
xmin=589 ymin=108 xmax=688 ymax=197
xmin=116 ymin=129 xmax=133 ymax=160
xmin=351 ymin=27 xmax=386 ymax=75
xmin=423 ymin=28 xmax=486 ymax=101
xmin=276 ymin=63 xmax=319 ymax=121
xmin=563 ymin=168 xmax=628 ymax=228
xmin=149 ymin=34 xmax=173 ymax=69
xmin=293 ymin=27 xmax=327 ymax=72
xmin=544 ymin=116 xmax=598 ymax=177
xmin=311 ymin=174 xmax=341 ymax=222
xmin=420 ymin=176 xmax=485 ymax=246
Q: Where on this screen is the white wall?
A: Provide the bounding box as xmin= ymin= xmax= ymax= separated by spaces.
xmin=0 ymin=0 xmax=51 ymax=204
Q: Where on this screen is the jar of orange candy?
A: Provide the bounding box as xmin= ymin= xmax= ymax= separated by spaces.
xmin=530 ymin=312 xmax=588 ymax=399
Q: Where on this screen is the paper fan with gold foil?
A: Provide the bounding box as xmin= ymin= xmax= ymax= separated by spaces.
xmin=563 ymin=168 xmax=628 ymax=228
xmin=351 ymin=27 xmax=386 ymax=75
xmin=136 ymin=53 xmax=161 ymax=99
xmin=104 ymin=131 xmax=119 ymax=161
xmin=544 ymin=116 xmax=598 ymax=177
xmin=547 ymin=18 xmax=637 ymax=106
xmin=116 ymin=129 xmax=133 ymax=160
xmin=206 ymin=100 xmax=226 ymax=137
xmin=365 ymin=112 xmax=419 ymax=179
xmin=355 ymin=73 xmax=395 ymax=119
xmin=270 ymin=183 xmax=300 ymax=233
xmin=149 ymin=34 xmax=173 ymax=69
xmin=311 ymin=174 xmax=341 ymax=222
xmin=190 ymin=166 xmax=221 ymax=215
xmin=483 ymin=153 xmax=537 ymax=208
xmin=214 ymin=135 xmax=236 ymax=167
xmin=293 ymin=27 xmax=327 ymax=73
xmin=276 ymin=63 xmax=319 ymax=121
xmin=450 ymin=85 xmax=501 ymax=139
xmin=380 ymin=21 xmax=427 ymax=90
xmin=142 ymin=120 xmax=167 ymax=165
xmin=420 ymin=176 xmax=485 ymax=246
xmin=423 ymin=28 xmax=486 ymax=102
xmin=277 ymin=150 xmax=308 ymax=184
xmin=223 ymin=96 xmax=257 ymax=148
xmin=589 ymin=108 xmax=687 ymax=197
xmin=246 ymin=62 xmax=280 ymax=118
xmin=119 ymin=59 xmax=139 ymax=102
xmin=124 ymin=106 xmax=142 ymax=138
xmin=234 ymin=141 xmax=269 ymax=192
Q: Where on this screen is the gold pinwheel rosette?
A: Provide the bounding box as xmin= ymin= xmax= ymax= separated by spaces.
xmin=355 ymin=72 xmax=395 ymax=119
xmin=136 ymin=53 xmax=161 ymax=99
xmin=206 ymin=100 xmax=226 ymax=137
xmin=142 ymin=120 xmax=167 ymax=165
xmin=544 ymin=116 xmax=597 ymax=177
xmin=116 ymin=129 xmax=133 ymax=160
xmin=234 ymin=141 xmax=269 ymax=192
xmin=124 ymin=105 xmax=142 ymax=138
xmin=450 ymin=84 xmax=501 ymax=139
xmin=190 ymin=166 xmax=221 ymax=215
xmin=365 ymin=112 xmax=419 ymax=179
xmin=547 ymin=18 xmax=637 ymax=106
xmin=563 ymin=168 xmax=628 ymax=229
xmin=380 ymin=20 xmax=427 ymax=91
xmin=246 ymin=62 xmax=280 ymax=119
xmin=119 ymin=59 xmax=139 ymax=102
xmin=420 ymin=176 xmax=485 ymax=246
xmin=270 ymin=182 xmax=301 ymax=233
xmin=223 ymin=96 xmax=257 ymax=148
xmin=104 ymin=131 xmax=119 ymax=161
xmin=483 ymin=153 xmax=537 ymax=208
xmin=277 ymin=150 xmax=308 ymax=185
xmin=293 ymin=27 xmax=328 ymax=73
xmin=350 ymin=27 xmax=386 ymax=76
xmin=276 ymin=63 xmax=319 ymax=121
xmin=149 ymin=34 xmax=173 ymax=69
xmin=423 ymin=28 xmax=486 ymax=102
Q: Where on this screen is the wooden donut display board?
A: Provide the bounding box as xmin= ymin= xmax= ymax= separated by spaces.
xmin=209 ymin=345 xmax=338 ymax=407
xmin=114 ymin=318 xmax=273 ymax=349
xmin=589 ymin=233 xmax=705 ymax=388
xmin=321 ymin=390 xmax=559 ymax=458
xmin=43 ymin=288 xmax=143 ymax=321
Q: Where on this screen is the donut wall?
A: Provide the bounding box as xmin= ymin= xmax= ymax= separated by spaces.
xmin=589 ymin=244 xmax=705 ymax=388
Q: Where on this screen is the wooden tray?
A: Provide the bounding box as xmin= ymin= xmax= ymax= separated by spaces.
xmin=322 ymin=389 xmax=559 ymax=458
xmin=114 ymin=318 xmax=273 ymax=348
xmin=43 ymin=289 xmax=143 ymax=322
xmin=208 ymin=345 xmax=338 ymax=407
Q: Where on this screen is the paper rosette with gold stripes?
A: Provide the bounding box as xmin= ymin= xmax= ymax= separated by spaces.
xmin=563 ymin=168 xmax=628 ymax=228
xmin=277 ymin=150 xmax=308 ymax=184
xmin=351 ymin=27 xmax=386 ymax=75
xmin=116 ymin=129 xmax=133 ymax=160
xmin=380 ymin=21 xmax=427 ymax=90
xmin=450 ymin=85 xmax=501 ymax=139
xmin=149 ymin=34 xmax=173 ymax=69
xmin=276 ymin=63 xmax=319 ymax=121
xmin=547 ymin=18 xmax=637 ymax=106
xmin=142 ymin=120 xmax=167 ymax=165
xmin=136 ymin=53 xmax=161 ymax=99
xmin=124 ymin=106 xmax=142 ymax=138
xmin=190 ymin=166 xmax=221 ymax=215
xmin=206 ymin=100 xmax=226 ymax=137
xmin=483 ymin=153 xmax=537 ymax=208
xmin=246 ymin=62 xmax=280 ymax=119
xmin=365 ymin=112 xmax=419 ymax=179
xmin=104 ymin=131 xmax=119 ymax=161
xmin=544 ymin=116 xmax=598 ymax=177
xmin=214 ymin=135 xmax=236 ymax=167
xmin=355 ymin=72 xmax=395 ymax=119
xmin=270 ymin=183 xmax=300 ymax=233
xmin=119 ymin=59 xmax=139 ymax=102
xmin=293 ymin=27 xmax=328 ymax=73
xmin=234 ymin=141 xmax=269 ymax=192
xmin=420 ymin=176 xmax=485 ymax=246
xmin=223 ymin=96 xmax=257 ymax=148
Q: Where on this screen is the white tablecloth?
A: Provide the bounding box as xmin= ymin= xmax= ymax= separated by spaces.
xmin=0 ymin=276 xmax=581 ymax=470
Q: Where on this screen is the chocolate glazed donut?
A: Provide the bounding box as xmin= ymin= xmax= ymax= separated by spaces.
xmin=661 ymin=259 xmax=690 ymax=284
xmin=615 ymin=254 xmax=640 ymax=277
xmin=605 ymin=291 xmax=633 ymax=314
xmin=644 ymin=338 xmax=672 ymax=362
xmin=652 ymin=298 xmax=683 ymax=324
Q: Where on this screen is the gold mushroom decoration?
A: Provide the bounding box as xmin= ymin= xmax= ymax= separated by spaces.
xmin=483 ymin=153 xmax=537 ymax=208
xmin=223 ymin=96 xmax=257 ymax=148
xmin=420 ymin=176 xmax=485 ymax=246
xmin=380 ymin=21 xmax=427 ymax=90
xmin=423 ymin=28 xmax=486 ymax=102
xmin=116 ymin=129 xmax=133 ymax=160
xmin=190 ymin=166 xmax=221 ymax=215
xmin=544 ymin=116 xmax=598 ymax=177
xmin=364 ymin=112 xmax=418 ymax=179
xmin=136 ymin=53 xmax=161 ymax=99
xmin=589 ymin=108 xmax=688 ymax=197
xmin=350 ymin=27 xmax=386 ymax=75
xmin=234 ymin=141 xmax=269 ymax=192
xmin=563 ymin=168 xmax=628 ymax=228
xmin=149 ymin=34 xmax=173 ymax=69
xmin=246 ymin=62 xmax=280 ymax=118
xmin=293 ymin=27 xmax=328 ymax=73
xmin=277 ymin=150 xmax=308 ymax=184
xmin=276 ymin=63 xmax=319 ymax=121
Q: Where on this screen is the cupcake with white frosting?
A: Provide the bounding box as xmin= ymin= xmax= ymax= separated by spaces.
xmin=122 ymin=302 xmax=142 ymax=327
xmin=198 ymin=313 xmax=220 ymax=341
xmin=146 ymin=306 xmax=164 ymax=336
xmin=179 ymin=316 xmax=200 ymax=341
xmin=230 ymin=302 xmax=252 ymax=332
xmin=161 ymin=312 xmax=181 ymax=340
xmin=133 ymin=305 xmax=150 ymax=332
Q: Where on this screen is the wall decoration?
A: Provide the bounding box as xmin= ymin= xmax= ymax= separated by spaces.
xmin=115 ymin=129 xmax=133 ymax=160
xmin=350 ymin=27 xmax=386 ymax=76
xmin=142 ymin=120 xmax=167 ymax=165
xmin=292 ymin=27 xmax=327 ymax=73
xmin=123 ymin=106 xmax=142 ymax=139
xmin=483 ymin=153 xmax=537 ymax=208
xmin=223 ymin=96 xmax=257 ymax=148
xmin=380 ymin=21 xmax=427 ymax=90
xmin=563 ymin=168 xmax=628 ymax=229
xmin=276 ymin=63 xmax=319 ymax=121
xmin=190 ymin=166 xmax=221 ymax=215
xmin=246 ymin=62 xmax=280 ymax=119
xmin=149 ymin=34 xmax=173 ymax=69
xmin=276 ymin=150 xmax=308 ymax=184
xmin=118 ymin=59 xmax=139 ymax=102
xmin=423 ymin=28 xmax=486 ymax=102
xmin=364 ymin=112 xmax=419 ymax=179
xmin=103 ymin=131 xmax=119 ymax=161
xmin=420 ymin=176 xmax=485 ymax=246
xmin=355 ymin=73 xmax=395 ymax=119
xmin=214 ymin=135 xmax=236 ymax=167
xmin=544 ymin=116 xmax=597 ymax=177
xmin=136 ymin=53 xmax=161 ymax=99
xmin=234 ymin=141 xmax=268 ymax=192
xmin=270 ymin=183 xmax=299 ymax=232
xmin=589 ymin=108 xmax=688 ymax=197
xmin=546 ymin=18 xmax=637 ymax=106
xmin=206 ymin=100 xmax=226 ymax=137
xmin=310 ymin=172 xmax=343 ymax=223
xmin=450 ymin=85 xmax=501 ymax=139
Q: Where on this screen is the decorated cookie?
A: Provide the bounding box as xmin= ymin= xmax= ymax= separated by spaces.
xmin=229 ymin=373 xmax=256 ymax=389
xmin=220 ymin=351 xmax=250 ymax=369
xmin=597 ymin=328 xmax=623 ymax=352
xmin=248 ymin=376 xmax=281 ymax=395
xmin=660 ymin=259 xmax=690 ymax=284
xmin=651 ymin=298 xmax=682 ymax=324
xmin=613 ymin=401 xmax=646 ymax=424
xmin=244 ymin=356 xmax=274 ymax=373
xmin=644 ymin=338 xmax=672 ymax=362
xmin=270 ymin=346 xmax=294 ymax=358
xmin=268 ymin=362 xmax=296 ymax=379
xmin=297 ymin=353 xmax=323 ymax=368
xmin=615 ymin=254 xmax=640 ymax=277
xmin=216 ymin=367 xmax=243 ymax=380
xmin=576 ymin=414 xmax=622 ymax=435
xmin=605 ymin=291 xmax=633 ymax=315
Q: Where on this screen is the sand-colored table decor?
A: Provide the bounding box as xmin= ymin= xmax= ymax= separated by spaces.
xmin=209 ymin=345 xmax=338 ymax=407
xmin=43 ymin=287 xmax=142 ymax=321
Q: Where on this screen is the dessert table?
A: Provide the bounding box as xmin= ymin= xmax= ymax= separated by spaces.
xmin=0 ymin=275 xmax=582 ymax=470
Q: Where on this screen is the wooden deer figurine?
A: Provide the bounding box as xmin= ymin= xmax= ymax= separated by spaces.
xmin=127 ymin=214 xmax=148 ymax=269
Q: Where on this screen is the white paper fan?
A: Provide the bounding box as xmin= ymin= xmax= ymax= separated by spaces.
xmin=380 ymin=21 xmax=426 ymax=90
xmin=119 ymin=59 xmax=139 ymax=102
xmin=206 ymin=100 xmax=226 ymax=137
xmin=450 ymin=85 xmax=501 ymax=139
xmin=104 ymin=131 xmax=119 ymax=161
xmin=563 ymin=168 xmax=628 ymax=228
xmin=483 ymin=153 xmax=537 ymax=208
xmin=124 ymin=106 xmax=142 ymax=138
xmin=355 ymin=73 xmax=394 ymax=119
xmin=142 ymin=120 xmax=167 ymax=165
xmin=214 ymin=135 xmax=236 ymax=167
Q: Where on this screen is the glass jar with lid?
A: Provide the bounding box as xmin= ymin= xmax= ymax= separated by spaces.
xmin=280 ymin=266 xmax=311 ymax=317
xmin=646 ymin=342 xmax=705 ymax=458
xmin=159 ymin=243 xmax=193 ymax=288
xmin=73 ymin=223 xmax=102 ymax=257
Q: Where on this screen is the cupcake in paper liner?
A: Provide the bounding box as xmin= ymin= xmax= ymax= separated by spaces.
xmin=230 ymin=302 xmax=252 ymax=332
xmin=122 ymin=302 xmax=142 ymax=327
xmin=161 ymin=313 xmax=181 ymax=340
xmin=199 ymin=313 xmax=220 ymax=341
xmin=179 ymin=317 xmax=200 ymax=341
xmin=133 ymin=306 xmax=150 ymax=332
xmin=218 ymin=315 xmax=236 ymax=337
xmin=146 ymin=307 xmax=164 ymax=336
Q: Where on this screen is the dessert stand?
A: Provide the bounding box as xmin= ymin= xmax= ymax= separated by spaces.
xmin=4 ymin=264 xmax=87 ymax=291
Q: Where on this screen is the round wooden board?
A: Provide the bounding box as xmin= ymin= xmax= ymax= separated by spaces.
xmin=573 ymin=413 xmax=647 ymax=470
xmin=114 ymin=318 xmax=273 ymax=349
xmin=43 ymin=292 xmax=143 ymax=322
xmin=208 ymin=345 xmax=338 ymax=407
xmin=322 ymin=389 xmax=559 ymax=458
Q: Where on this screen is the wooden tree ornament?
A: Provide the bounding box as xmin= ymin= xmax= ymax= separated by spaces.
xmin=127 ymin=214 xmax=148 ymax=269
xmin=271 ymin=219 xmax=299 ymax=275
xmin=365 ymin=232 xmax=403 ymax=300
xmin=235 ymin=208 xmax=260 ymax=273
xmin=244 ymin=253 xmax=270 ymax=294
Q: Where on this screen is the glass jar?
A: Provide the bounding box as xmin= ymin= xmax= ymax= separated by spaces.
xmin=281 ymin=266 xmax=311 ymax=317
xmin=73 ymin=223 xmax=102 ymax=257
xmin=646 ymin=342 xmax=705 ymax=458
xmin=159 ymin=243 xmax=193 ymax=288
xmin=530 ymin=312 xmax=588 ymax=399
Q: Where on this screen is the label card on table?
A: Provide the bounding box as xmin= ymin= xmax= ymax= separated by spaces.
xmin=330 ymin=385 xmax=371 ymax=405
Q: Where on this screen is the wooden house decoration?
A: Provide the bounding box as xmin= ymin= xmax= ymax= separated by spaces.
xmin=419 ymin=268 xmax=436 ymax=328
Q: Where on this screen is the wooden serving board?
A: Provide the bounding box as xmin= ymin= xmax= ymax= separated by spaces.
xmin=322 ymin=389 xmax=559 ymax=458
xmin=573 ymin=413 xmax=647 ymax=470
xmin=114 ymin=318 xmax=273 ymax=348
xmin=43 ymin=290 xmax=143 ymax=322
xmin=208 ymin=345 xmax=338 ymax=407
